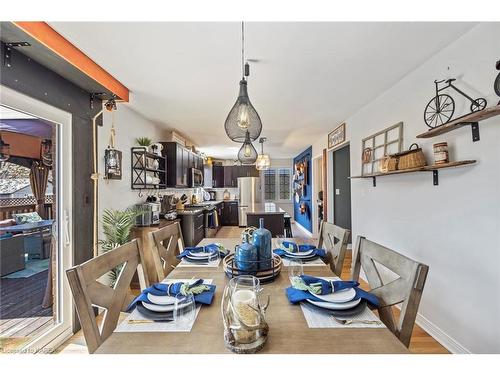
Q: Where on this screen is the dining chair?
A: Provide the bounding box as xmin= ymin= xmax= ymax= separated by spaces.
xmin=316 ymin=221 xmax=350 ymax=276
xmin=66 ymin=239 xmax=145 ymax=353
xmin=351 ymin=235 xmax=429 ymax=348
xmin=150 ymin=221 xmax=185 ymax=282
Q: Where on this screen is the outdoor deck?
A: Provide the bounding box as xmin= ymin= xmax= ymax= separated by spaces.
xmin=0 ymin=269 xmax=54 ymax=352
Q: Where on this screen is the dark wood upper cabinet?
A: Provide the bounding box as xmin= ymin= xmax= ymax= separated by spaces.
xmin=162 ymin=142 xmax=203 ymax=188
xmin=212 ymin=165 xmax=225 ymax=188
xmin=224 ymin=166 xmax=236 ymax=188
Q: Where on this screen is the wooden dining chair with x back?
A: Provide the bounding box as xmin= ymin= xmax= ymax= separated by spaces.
xmin=150 ymin=221 xmax=185 ymax=283
xmin=66 ymin=239 xmax=146 ymax=353
xmin=316 ymin=221 xmax=350 ymax=276
xmin=351 ymin=236 xmax=429 ymax=347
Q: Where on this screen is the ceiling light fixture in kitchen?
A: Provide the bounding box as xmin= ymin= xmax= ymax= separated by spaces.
xmin=224 ymin=22 xmax=262 ymax=143
xmin=238 ymin=130 xmax=258 ymax=165
xmin=255 ymin=137 xmax=270 ymax=170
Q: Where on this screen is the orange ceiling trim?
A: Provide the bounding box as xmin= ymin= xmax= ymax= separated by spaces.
xmin=12 ymin=21 xmax=129 ymax=102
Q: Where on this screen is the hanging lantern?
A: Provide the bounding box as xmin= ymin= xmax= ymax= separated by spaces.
xmin=224 ymin=22 xmax=263 ymax=143
xmin=255 ymin=137 xmax=271 ymax=171
xmin=238 ymin=130 xmax=258 ymax=165
xmin=0 ymin=133 xmax=11 ymax=163
xmin=40 ymin=139 xmax=53 ymax=168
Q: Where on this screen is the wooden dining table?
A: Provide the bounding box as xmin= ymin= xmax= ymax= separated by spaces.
xmin=96 ymin=238 xmax=408 ymax=354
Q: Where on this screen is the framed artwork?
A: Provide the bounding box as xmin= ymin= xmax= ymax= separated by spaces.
xmin=328 ymin=122 xmax=346 ymax=149
xmin=104 ymin=148 xmax=122 ymax=180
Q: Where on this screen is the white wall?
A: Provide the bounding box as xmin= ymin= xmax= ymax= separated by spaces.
xmin=313 ymin=23 xmax=500 ymax=353
xmin=97 ymin=105 xmax=167 ymax=240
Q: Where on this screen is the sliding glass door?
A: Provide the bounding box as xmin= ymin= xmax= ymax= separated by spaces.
xmin=0 ymin=86 xmax=73 ymax=353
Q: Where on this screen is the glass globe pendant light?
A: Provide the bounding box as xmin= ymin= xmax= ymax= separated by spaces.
xmin=224 ymin=22 xmax=263 ymax=143
xmin=238 ymin=130 xmax=258 ymax=165
xmin=255 ymin=137 xmax=271 ymax=170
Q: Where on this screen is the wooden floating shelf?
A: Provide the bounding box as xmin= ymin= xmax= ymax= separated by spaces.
xmin=350 ymin=160 xmax=476 ymax=186
xmin=416 ymin=105 xmax=500 ymax=141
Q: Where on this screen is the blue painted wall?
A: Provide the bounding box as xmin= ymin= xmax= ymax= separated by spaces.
xmin=293 ymin=146 xmax=312 ymax=232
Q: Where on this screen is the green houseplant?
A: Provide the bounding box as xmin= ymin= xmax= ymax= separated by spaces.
xmin=136 ymin=137 xmax=152 ymax=147
xmin=98 ymin=207 xmax=142 ymax=286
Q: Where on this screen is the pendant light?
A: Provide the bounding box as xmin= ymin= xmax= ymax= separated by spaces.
xmin=0 ymin=133 xmax=11 ymax=164
xmin=255 ymin=137 xmax=271 ymax=170
xmin=224 ymin=22 xmax=263 ymax=143
xmin=238 ymin=130 xmax=258 ymax=165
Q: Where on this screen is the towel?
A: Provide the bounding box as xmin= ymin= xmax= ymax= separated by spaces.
xmin=286 ymin=275 xmax=379 ymax=307
xmin=126 ymin=279 xmax=216 ymax=312
xmin=176 ymin=243 xmax=227 ymax=260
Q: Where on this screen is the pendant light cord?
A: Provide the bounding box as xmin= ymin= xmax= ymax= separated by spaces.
xmin=241 ymin=21 xmax=245 ymax=79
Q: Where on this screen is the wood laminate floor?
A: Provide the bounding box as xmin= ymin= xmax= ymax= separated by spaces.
xmin=56 ymin=225 xmax=448 ymax=354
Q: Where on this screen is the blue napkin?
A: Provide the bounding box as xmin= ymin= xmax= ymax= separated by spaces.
xmin=126 ymin=279 xmax=216 ymax=312
xmin=281 ymin=241 xmax=317 ymax=253
xmin=286 ymin=275 xmax=379 ymax=307
xmin=176 ymin=243 xmax=227 ymax=260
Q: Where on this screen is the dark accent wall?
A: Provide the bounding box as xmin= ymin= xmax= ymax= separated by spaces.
xmin=293 ymin=146 xmax=312 ymax=232
xmin=1 ymin=42 xmax=101 ymax=331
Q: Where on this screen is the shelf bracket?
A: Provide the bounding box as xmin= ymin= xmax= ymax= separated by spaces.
xmin=372 ymin=176 xmax=376 ymax=187
xmin=433 ymin=170 xmax=439 ymax=186
xmin=470 ymin=122 xmax=480 ymax=142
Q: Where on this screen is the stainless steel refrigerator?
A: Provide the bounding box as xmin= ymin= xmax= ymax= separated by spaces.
xmin=237 ymin=177 xmax=262 ymax=226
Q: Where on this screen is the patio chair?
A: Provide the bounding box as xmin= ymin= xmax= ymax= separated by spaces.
xmin=351 ymin=235 xmax=429 ymax=347
xmin=0 ymin=235 xmax=25 ymax=276
xmin=150 ymin=222 xmax=184 ymax=282
xmin=66 ymin=239 xmax=146 ymax=353
xmin=316 ymin=221 xmax=350 ymax=276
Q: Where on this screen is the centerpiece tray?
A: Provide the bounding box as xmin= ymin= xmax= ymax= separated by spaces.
xmin=223 ymin=253 xmax=282 ymax=283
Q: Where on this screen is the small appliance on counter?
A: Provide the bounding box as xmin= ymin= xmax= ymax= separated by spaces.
xmin=160 ymin=194 xmax=178 ymax=220
xmin=208 ymin=190 xmax=217 ymax=201
xmin=135 ymin=202 xmax=161 ymax=226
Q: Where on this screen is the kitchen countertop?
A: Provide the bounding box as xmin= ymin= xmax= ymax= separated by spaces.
xmin=246 ymin=202 xmax=286 ymax=215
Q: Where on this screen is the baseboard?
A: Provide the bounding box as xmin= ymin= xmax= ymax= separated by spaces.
xmin=294 ymin=222 xmax=313 ymax=237
xmin=413 ymin=312 xmax=471 ymax=354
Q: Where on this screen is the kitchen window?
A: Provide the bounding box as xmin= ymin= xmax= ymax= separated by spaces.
xmin=263 ymin=168 xmax=292 ymax=202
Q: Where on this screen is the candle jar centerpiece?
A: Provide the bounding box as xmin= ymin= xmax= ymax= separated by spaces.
xmin=221 ymin=275 xmax=270 ymax=353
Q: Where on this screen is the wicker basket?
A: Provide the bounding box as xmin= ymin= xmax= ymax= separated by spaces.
xmin=394 ymin=143 xmax=426 ymax=170
xmin=223 ymin=253 xmax=282 ymax=283
xmin=379 ymin=155 xmax=398 ymax=173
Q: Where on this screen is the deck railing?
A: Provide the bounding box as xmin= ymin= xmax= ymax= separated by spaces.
xmin=0 ymin=197 xmax=54 ymax=221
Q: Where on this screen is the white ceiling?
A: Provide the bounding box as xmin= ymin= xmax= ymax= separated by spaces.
xmin=50 ymin=22 xmax=476 ymax=159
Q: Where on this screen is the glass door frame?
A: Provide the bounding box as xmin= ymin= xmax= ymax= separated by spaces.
xmin=1 ymin=85 xmax=74 ymax=353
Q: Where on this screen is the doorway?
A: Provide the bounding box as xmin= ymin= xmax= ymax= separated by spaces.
xmin=332 ymin=144 xmax=352 ymax=243
xmin=0 ymin=86 xmax=73 ymax=353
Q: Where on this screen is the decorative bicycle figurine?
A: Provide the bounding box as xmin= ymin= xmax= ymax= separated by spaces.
xmin=424 ymin=78 xmax=487 ymax=128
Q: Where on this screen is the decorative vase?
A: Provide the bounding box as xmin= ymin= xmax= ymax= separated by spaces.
xmin=252 ymin=218 xmax=272 ymax=270
xmin=235 ymin=234 xmax=258 ymax=273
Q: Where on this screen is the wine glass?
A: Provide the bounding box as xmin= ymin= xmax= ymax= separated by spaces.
xmin=288 ymin=258 xmax=304 ymax=280
xmin=206 ymin=247 xmax=220 ymax=266
xmin=174 ymin=293 xmax=196 ymax=329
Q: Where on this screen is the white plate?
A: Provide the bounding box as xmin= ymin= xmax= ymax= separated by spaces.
xmin=284 ymin=249 xmax=315 ymax=257
xmin=188 ymin=251 xmax=214 ymax=258
xmin=310 ymin=287 xmax=356 ymax=303
xmin=306 ymin=298 xmax=361 ymax=310
xmin=142 ymin=300 xmax=190 ymax=312
xmin=147 ymin=293 xmax=177 ymax=305
xmin=284 ymin=252 xmax=317 ymax=259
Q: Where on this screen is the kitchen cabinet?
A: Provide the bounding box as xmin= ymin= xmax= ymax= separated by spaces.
xmin=221 ymin=201 xmax=239 ymax=226
xmin=224 ymin=166 xmax=237 ymax=188
xmin=213 ymin=165 xmax=225 ymax=188
xmin=162 ymin=142 xmax=204 ymax=188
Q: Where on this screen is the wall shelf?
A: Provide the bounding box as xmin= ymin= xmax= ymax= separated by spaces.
xmin=416 ymin=105 xmax=500 ymax=142
xmin=131 ymin=147 xmax=167 ymax=190
xmin=350 ymin=160 xmax=476 ymax=186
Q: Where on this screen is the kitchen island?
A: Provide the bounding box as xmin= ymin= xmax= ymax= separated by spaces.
xmin=246 ymin=202 xmax=286 ymax=236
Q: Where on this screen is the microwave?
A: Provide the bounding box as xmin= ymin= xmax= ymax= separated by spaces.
xmin=189 ymin=168 xmax=204 ymax=187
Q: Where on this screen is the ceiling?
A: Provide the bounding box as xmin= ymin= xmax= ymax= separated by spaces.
xmin=49 ymin=22 xmax=476 ymax=159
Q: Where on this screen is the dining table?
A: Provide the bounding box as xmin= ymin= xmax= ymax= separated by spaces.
xmin=95 ymin=237 xmax=409 ymax=354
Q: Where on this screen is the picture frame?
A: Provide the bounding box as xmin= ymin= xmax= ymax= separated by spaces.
xmin=328 ymin=122 xmax=346 ymax=149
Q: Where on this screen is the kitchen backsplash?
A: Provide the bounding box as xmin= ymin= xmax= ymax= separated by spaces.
xmin=147 ymin=187 xmax=238 ymax=203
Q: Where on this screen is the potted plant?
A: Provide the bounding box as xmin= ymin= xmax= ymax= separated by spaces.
xmin=98 ymin=207 xmax=143 ymax=286
xmin=136 ymin=137 xmax=152 ymax=150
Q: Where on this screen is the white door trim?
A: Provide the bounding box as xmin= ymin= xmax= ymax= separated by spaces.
xmin=0 ymin=85 xmax=73 ymax=352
